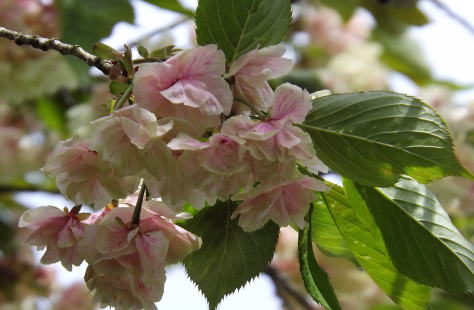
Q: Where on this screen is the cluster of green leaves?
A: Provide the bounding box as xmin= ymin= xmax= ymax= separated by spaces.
xmin=179 ymin=0 xmax=474 ymax=309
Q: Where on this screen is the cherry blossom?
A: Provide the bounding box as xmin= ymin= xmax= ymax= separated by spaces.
xmin=227 ymin=45 xmax=293 ymax=112
xmin=232 ymin=176 xmax=328 ymax=232
xmin=80 ymin=205 xmax=201 ymax=309
xmin=19 ymin=205 xmax=87 ymax=271
xmin=89 ymin=105 xmax=173 ymax=176
xmin=133 ymin=44 xmax=232 ymax=133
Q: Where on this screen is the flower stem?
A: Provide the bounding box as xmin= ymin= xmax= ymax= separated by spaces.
xmin=114 ymin=83 xmax=133 ymax=110
xmin=131 ymin=183 xmax=147 ymax=228
xmin=234 ymin=97 xmax=266 ymax=119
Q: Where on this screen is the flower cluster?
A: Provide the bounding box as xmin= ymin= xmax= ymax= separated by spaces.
xmin=21 ymin=44 xmax=328 ymax=308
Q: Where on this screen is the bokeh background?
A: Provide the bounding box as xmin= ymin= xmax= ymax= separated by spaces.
xmin=1 ymin=0 xmax=473 ymax=309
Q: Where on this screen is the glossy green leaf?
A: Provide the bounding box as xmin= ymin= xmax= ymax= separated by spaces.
xmin=195 ymin=0 xmax=291 ymax=63
xmin=312 ymin=195 xmax=352 ymax=258
xmin=349 ymin=176 xmax=474 ymax=294
xmin=143 ymin=0 xmax=193 ymax=17
xmin=322 ymin=184 xmax=431 ymax=310
xmin=299 ymin=204 xmax=342 ymax=310
xmin=181 ymin=201 xmax=280 ymax=310
xmin=301 ymin=91 xmax=473 ymax=187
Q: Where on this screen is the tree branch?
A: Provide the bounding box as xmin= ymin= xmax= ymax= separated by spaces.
xmin=264 ymin=265 xmax=319 ymax=310
xmin=0 ymin=185 xmax=59 ymax=194
xmin=125 ymin=18 xmax=190 ymax=49
xmin=0 ymin=26 xmax=113 ymax=75
xmin=428 ymin=0 xmax=474 ymax=37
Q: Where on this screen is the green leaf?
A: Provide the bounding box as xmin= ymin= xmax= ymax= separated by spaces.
xmin=301 ymin=91 xmax=473 ymax=187
xmin=349 ymin=176 xmax=474 ymax=294
xmin=149 ymin=45 xmax=180 ymax=59
xmin=181 ymin=201 xmax=280 ymax=310
xmin=142 ymin=0 xmax=193 ymax=17
xmin=137 ymin=46 xmax=149 ymax=59
xmin=92 ymin=42 xmax=122 ymax=60
xmin=35 ymin=97 xmax=68 ymax=136
xmin=195 ymin=0 xmax=292 ymax=63
xmin=322 ymin=183 xmax=431 ymax=310
xmin=312 ymin=195 xmax=352 ymax=258
xmin=320 ymin=0 xmax=358 ymax=21
xmin=298 ymin=204 xmax=342 ymax=310
xmin=109 ymin=81 xmax=130 ymax=96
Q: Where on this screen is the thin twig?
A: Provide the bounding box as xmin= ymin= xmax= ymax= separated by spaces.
xmin=125 ymin=18 xmax=190 ymax=49
xmin=428 ymin=0 xmax=474 ymax=37
xmin=264 ymin=265 xmax=317 ymax=310
xmin=0 ymin=26 xmax=113 ymax=75
xmin=0 ymin=185 xmax=59 ymax=194
xmin=131 ymin=183 xmax=147 ymax=227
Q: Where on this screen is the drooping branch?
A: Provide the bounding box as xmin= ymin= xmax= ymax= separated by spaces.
xmin=0 ymin=185 xmax=59 ymax=194
xmin=0 ymin=26 xmax=113 ymax=75
xmin=264 ymin=265 xmax=320 ymax=310
xmin=428 ymin=0 xmax=474 ymax=37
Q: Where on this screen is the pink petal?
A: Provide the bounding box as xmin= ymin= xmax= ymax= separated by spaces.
xmin=270 ymin=83 xmax=312 ymax=123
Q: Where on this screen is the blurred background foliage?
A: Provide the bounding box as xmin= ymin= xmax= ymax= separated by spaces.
xmin=0 ymin=0 xmax=473 ymax=309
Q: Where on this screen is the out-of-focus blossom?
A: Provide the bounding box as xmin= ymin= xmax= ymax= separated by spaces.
xmin=303 ymin=6 xmax=370 ymax=55
xmin=318 ymin=43 xmax=387 ymax=92
xmin=19 ymin=206 xmax=86 ymax=271
xmin=53 ymin=282 xmax=96 ymax=310
xmin=134 ymin=45 xmax=232 ymax=134
xmin=226 ymin=45 xmax=293 ymax=112
xmin=232 ymin=176 xmax=328 ymax=232
xmin=42 ymin=137 xmax=139 ymax=209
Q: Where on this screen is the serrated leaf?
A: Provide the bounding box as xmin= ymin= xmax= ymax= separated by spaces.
xmin=92 ymin=42 xmax=122 ymax=60
xmin=180 ymin=201 xmax=280 ymax=310
xmin=142 ymin=0 xmax=194 ymax=17
xmin=349 ymin=176 xmax=474 ymax=294
xmin=312 ymin=195 xmax=352 ymax=258
xmin=298 ymin=204 xmax=342 ymax=310
xmin=301 ymin=91 xmax=473 ymax=187
xmin=322 ymin=184 xmax=431 ymax=310
xmin=195 ymin=0 xmax=292 ymax=63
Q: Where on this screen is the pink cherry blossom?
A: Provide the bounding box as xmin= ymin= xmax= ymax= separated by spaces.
xmin=133 ymin=45 xmax=232 ymax=133
xmin=232 ymin=176 xmax=328 ymax=232
xmin=19 ymin=206 xmax=86 ymax=271
xmin=81 ymin=206 xmax=201 ymax=309
xmin=90 ymin=105 xmax=173 ymax=176
xmin=227 ymin=45 xmax=293 ymax=112
xmin=168 ymin=133 xmax=255 ymax=202
xmin=42 ymin=137 xmax=139 ymax=209
xmin=222 ymin=83 xmax=320 ymax=169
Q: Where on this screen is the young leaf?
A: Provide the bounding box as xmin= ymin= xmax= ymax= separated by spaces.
xmin=195 ymin=0 xmax=292 ymax=63
xmin=137 ymin=46 xmax=149 ymax=59
xmin=180 ymin=201 xmax=280 ymax=310
xmin=323 ymin=184 xmax=431 ymax=310
xmin=348 ymin=176 xmax=474 ymax=294
xmin=92 ymin=42 xmax=122 ymax=60
xmin=312 ymin=195 xmax=352 ymax=259
xmin=109 ymin=81 xmax=130 ymax=96
xmin=300 ymin=91 xmax=473 ymax=187
xmin=298 ymin=204 xmax=342 ymax=310
xmin=149 ymin=45 xmax=180 ymax=59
